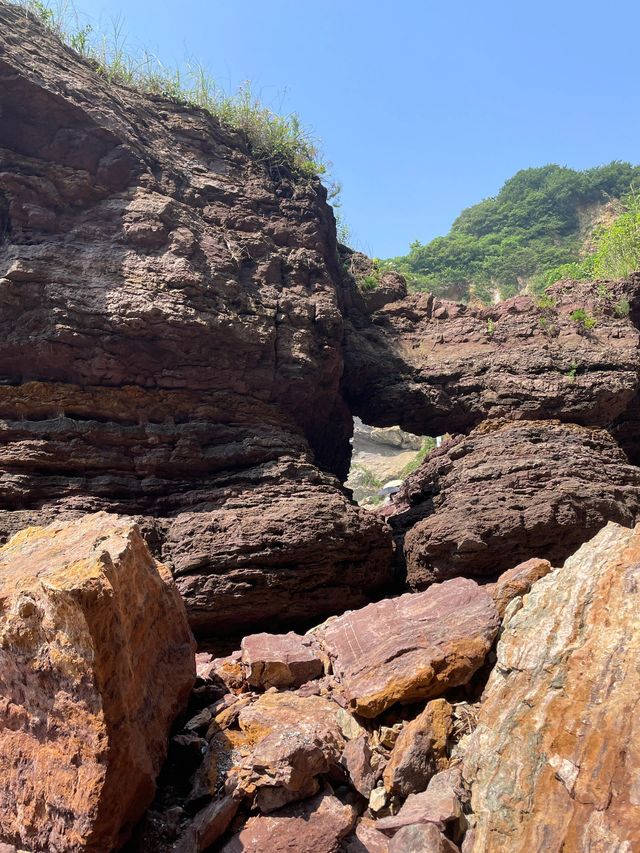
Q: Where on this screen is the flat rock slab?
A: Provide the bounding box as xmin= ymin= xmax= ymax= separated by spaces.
xmin=319 ymin=579 xmax=499 ymax=717
xmin=241 ymin=630 xmax=325 ymax=688
xmin=219 ymin=791 xmax=355 ymax=853
xmin=0 ymin=512 xmax=195 ymax=852
xmin=463 ymin=521 xmax=640 ymax=852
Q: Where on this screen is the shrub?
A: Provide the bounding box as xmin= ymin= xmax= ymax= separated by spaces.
xmin=536 ymin=293 xmax=557 ymax=310
xmin=569 ymin=308 xmax=597 ymax=331
xmin=613 ymin=298 xmax=631 ymax=317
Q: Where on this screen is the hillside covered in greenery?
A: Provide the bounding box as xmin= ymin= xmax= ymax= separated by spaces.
xmin=389 ymin=162 xmax=640 ymax=303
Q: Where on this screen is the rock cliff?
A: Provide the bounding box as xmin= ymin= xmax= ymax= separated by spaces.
xmin=2 ymin=6 xmax=640 ymax=852
xmin=0 ymin=3 xmax=392 ymax=635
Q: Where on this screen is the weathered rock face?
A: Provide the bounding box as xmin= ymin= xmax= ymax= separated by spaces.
xmin=463 ymin=522 xmax=640 ymax=852
xmin=343 ymin=277 xmax=640 ymax=451
xmin=319 ymin=578 xmax=500 ymax=717
xmin=0 ymin=5 xmax=393 ymax=634
xmin=0 ymin=512 xmax=195 ymax=852
xmin=389 ymin=419 xmax=640 ymax=588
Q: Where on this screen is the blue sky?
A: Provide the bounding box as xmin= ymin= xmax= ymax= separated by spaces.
xmin=72 ymin=0 xmax=640 ymax=257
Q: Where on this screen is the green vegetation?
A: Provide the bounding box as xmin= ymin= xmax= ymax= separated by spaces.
xmin=351 ymin=464 xmax=382 ymax=491
xmin=566 ymin=361 xmax=579 ymax=381
xmin=16 ymin=0 xmax=328 ymax=180
xmin=542 ymin=189 xmax=640 ymax=285
xmin=389 ymin=162 xmax=640 ymax=303
xmin=614 ymin=298 xmax=631 ymax=317
xmin=569 ymin=308 xmax=597 ymax=331
xmin=399 ymin=437 xmax=437 ymax=478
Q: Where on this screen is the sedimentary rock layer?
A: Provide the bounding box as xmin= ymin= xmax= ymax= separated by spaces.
xmin=463 ymin=521 xmax=640 ymax=852
xmin=0 ymin=5 xmax=393 ymax=633
xmin=389 ymin=419 xmax=640 ymax=587
xmin=0 ymin=512 xmax=195 ymax=852
xmin=343 ymin=277 xmax=640 ymax=449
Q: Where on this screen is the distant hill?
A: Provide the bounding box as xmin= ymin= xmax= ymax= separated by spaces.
xmin=388 ymin=161 xmax=640 ymax=303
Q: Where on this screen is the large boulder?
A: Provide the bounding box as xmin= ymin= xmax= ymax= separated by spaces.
xmin=0 ymin=512 xmax=195 ymax=852
xmin=318 ymin=578 xmax=500 ymax=717
xmin=463 ymin=521 xmax=640 ymax=852
xmin=390 ymin=419 xmax=640 ymax=588
xmin=0 ymin=5 xmax=393 ymax=634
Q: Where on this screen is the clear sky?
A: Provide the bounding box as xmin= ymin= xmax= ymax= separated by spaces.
xmin=69 ymin=0 xmax=640 ymax=257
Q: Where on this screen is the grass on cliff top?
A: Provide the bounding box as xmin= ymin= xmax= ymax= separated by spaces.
xmin=14 ymin=0 xmax=329 ymax=182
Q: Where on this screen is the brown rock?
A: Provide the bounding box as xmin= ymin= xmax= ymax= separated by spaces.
xmin=343 ymin=277 xmax=640 ymax=451
xmin=219 ymin=790 xmax=356 ymax=852
xmin=0 ymin=5 xmax=393 ymax=636
xmin=390 ymin=420 xmax=640 ymax=588
xmin=383 ymin=699 xmax=453 ymax=797
xmin=0 ymin=513 xmax=195 ymax=852
xmin=463 ymin=522 xmax=640 ymax=852
xmin=232 ymin=692 xmax=345 ymax=810
xmin=173 ymin=795 xmax=240 ymax=853
xmin=341 ymin=735 xmax=381 ymax=798
xmin=241 ymin=630 xmax=325 ymax=688
xmin=490 ymin=557 xmax=552 ymax=617
xmin=388 ymin=823 xmax=460 ymax=853
xmin=377 ymin=768 xmax=462 ymax=832
xmin=318 ymin=580 xmax=499 ymax=717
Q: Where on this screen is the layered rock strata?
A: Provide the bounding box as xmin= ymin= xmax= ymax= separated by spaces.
xmin=343 ymin=277 xmax=640 ymax=451
xmin=389 ymin=419 xmax=640 ymax=587
xmin=0 ymin=4 xmax=392 ymax=634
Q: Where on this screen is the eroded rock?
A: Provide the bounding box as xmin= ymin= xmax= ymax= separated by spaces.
xmin=241 ymin=630 xmax=325 ymax=689
xmin=0 ymin=512 xmax=195 ymax=852
xmin=390 ymin=420 xmax=640 ymax=587
xmin=0 ymin=4 xmax=393 ymax=636
xmin=383 ymin=699 xmax=453 ymax=797
xmin=463 ymin=522 xmax=640 ymax=852
xmin=219 ymin=790 xmax=356 ymax=852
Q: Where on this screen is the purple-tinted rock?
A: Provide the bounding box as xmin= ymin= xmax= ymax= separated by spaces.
xmin=318 ymin=580 xmax=499 ymax=717
xmin=241 ymin=631 xmax=325 ymax=688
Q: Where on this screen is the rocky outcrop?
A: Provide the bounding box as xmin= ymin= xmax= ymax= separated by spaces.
xmin=343 ymin=277 xmax=640 ymax=453
xmin=0 ymin=512 xmax=195 ymax=852
xmin=0 ymin=4 xmax=393 ymax=634
xmin=389 ymin=419 xmax=640 ymax=587
xmin=463 ymin=521 xmax=640 ymax=852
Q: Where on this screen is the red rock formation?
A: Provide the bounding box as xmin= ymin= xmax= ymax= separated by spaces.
xmin=389 ymin=420 xmax=640 ymax=588
xmin=219 ymin=791 xmax=356 ymax=852
xmin=343 ymin=276 xmax=640 ymax=447
xmin=0 ymin=512 xmax=195 ymax=852
xmin=0 ymin=5 xmax=393 ymax=635
xmin=383 ymin=698 xmax=453 ymax=797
